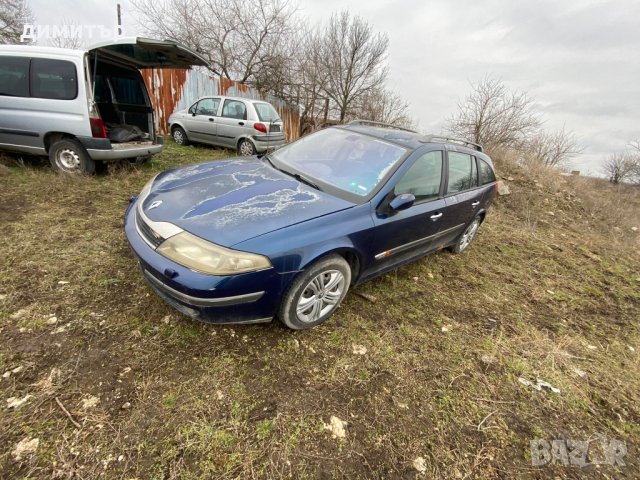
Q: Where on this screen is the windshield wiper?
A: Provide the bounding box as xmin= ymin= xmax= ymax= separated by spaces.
xmin=286 ymin=171 xmax=322 ymax=191
xmin=262 ymin=155 xmax=322 ymax=191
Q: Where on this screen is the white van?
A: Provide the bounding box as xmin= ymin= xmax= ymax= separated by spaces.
xmin=0 ymin=38 xmax=207 ymax=174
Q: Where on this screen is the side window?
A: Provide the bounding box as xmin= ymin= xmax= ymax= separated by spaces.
xmin=478 ymin=159 xmax=496 ymax=185
xmin=394 ymin=151 xmax=443 ymax=202
xmin=447 ymin=152 xmax=475 ymax=194
xmin=0 ymin=56 xmax=30 ymax=97
xmin=30 ymin=58 xmax=77 ymax=100
xmin=195 ymin=98 xmax=220 ymax=116
xmin=221 ymin=99 xmax=247 ymax=120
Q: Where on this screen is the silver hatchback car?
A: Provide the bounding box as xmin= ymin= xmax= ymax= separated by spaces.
xmin=168 ymin=96 xmax=286 ymax=155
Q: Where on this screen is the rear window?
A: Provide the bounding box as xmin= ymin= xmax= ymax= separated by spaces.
xmin=253 ymin=102 xmax=280 ymax=122
xmin=0 ymin=56 xmax=29 ymax=97
xmin=109 ymin=76 xmax=147 ymax=105
xmin=478 ymin=159 xmax=496 ymax=185
xmin=30 ymin=58 xmax=77 ymax=100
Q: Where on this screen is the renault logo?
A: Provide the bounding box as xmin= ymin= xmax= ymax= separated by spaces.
xmin=148 ymin=200 xmax=163 ymax=210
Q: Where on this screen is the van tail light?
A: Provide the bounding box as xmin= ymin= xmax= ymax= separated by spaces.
xmin=253 ymin=122 xmax=267 ymax=134
xmin=90 ymin=118 xmax=107 ymax=138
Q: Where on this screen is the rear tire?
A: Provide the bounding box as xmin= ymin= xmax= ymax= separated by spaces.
xmin=172 ymin=126 xmax=189 ymax=146
xmin=278 ymin=254 xmax=351 ymax=330
xmin=238 ymin=138 xmax=256 ymax=156
xmin=48 ymin=139 xmax=95 ymax=174
xmin=449 ymin=216 xmax=482 ymax=253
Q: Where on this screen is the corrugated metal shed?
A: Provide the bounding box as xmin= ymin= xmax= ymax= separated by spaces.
xmin=141 ymin=67 xmax=300 ymax=142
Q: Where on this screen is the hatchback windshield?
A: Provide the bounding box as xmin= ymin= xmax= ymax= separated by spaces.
xmin=253 ymin=102 xmax=280 ymax=122
xmin=271 ymin=128 xmax=407 ymax=198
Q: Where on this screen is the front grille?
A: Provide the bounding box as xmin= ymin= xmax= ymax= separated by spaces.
xmin=136 ymin=209 xmax=165 ymax=248
xmin=270 ymin=124 xmax=281 ymax=133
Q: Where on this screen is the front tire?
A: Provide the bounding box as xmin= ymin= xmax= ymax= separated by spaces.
xmin=172 ymin=126 xmax=189 ymax=146
xmin=278 ymin=254 xmax=352 ymax=330
xmin=238 ymin=138 xmax=256 ymax=156
xmin=449 ymin=216 xmax=482 ymax=253
xmin=48 ymin=139 xmax=95 ymax=174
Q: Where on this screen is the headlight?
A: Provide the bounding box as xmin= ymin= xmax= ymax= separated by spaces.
xmin=157 ymin=231 xmax=272 ymax=275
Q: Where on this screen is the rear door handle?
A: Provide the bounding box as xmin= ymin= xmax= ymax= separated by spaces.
xmin=209 ymin=117 xmax=214 ymax=122
xmin=471 ymin=201 xmax=480 ymax=207
xmin=430 ymin=213 xmax=443 ymax=220
xmin=238 ymin=121 xmax=245 ymax=126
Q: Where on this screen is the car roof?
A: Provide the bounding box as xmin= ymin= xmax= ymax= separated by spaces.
xmin=196 ymin=95 xmax=270 ymax=104
xmin=338 ymin=123 xmax=494 ymax=167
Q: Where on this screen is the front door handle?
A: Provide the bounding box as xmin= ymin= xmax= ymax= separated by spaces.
xmin=238 ymin=121 xmax=245 ymax=126
xmin=430 ymin=212 xmax=443 ymax=220
xmin=209 ymin=118 xmax=214 ymax=122
xmin=471 ymin=201 xmax=480 ymax=207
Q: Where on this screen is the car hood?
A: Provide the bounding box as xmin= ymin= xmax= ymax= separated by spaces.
xmin=142 ymin=158 xmax=355 ymax=247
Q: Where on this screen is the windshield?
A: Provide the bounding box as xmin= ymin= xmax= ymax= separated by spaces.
xmin=270 ymin=128 xmax=407 ymax=198
xmin=253 ymin=102 xmax=280 ymax=122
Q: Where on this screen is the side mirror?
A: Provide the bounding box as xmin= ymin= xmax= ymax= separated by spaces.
xmin=389 ymin=193 xmax=415 ymax=211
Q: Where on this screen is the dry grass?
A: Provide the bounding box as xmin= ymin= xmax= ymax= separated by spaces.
xmin=0 ymin=141 xmax=639 ymax=479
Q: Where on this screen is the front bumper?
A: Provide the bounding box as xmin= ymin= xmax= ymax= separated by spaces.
xmin=124 ymin=199 xmax=294 ymax=324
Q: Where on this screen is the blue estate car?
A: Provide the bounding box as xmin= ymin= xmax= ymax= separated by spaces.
xmin=124 ymin=121 xmax=498 ymax=329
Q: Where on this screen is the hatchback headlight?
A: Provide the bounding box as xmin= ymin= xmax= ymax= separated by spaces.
xmin=157 ymin=231 xmax=271 ymax=275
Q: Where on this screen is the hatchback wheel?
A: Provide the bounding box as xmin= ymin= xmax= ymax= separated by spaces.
xmin=278 ymin=254 xmax=351 ymax=330
xmin=49 ymin=139 xmax=95 ymax=174
xmin=450 ymin=216 xmax=482 ymax=253
xmin=238 ymin=138 xmax=256 ymax=156
xmin=172 ymin=126 xmax=189 ymax=146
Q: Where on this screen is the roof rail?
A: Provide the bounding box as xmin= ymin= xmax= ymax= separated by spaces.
xmin=347 ymin=119 xmax=417 ymax=134
xmin=420 ymin=135 xmax=483 ymax=152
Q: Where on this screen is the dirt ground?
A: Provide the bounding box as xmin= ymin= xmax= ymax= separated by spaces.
xmin=1 ymin=142 xmax=639 ymax=479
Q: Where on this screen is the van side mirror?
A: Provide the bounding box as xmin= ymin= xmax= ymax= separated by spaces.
xmin=389 ymin=193 xmax=415 ymax=211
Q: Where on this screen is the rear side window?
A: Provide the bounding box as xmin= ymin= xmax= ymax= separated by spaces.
xmin=0 ymin=56 xmax=30 ymax=97
xmin=110 ymin=76 xmax=147 ymax=105
xmin=195 ymin=98 xmax=220 ymax=116
xmin=253 ymin=102 xmax=280 ymax=122
xmin=447 ymin=152 xmax=476 ymax=194
xmin=30 ymin=58 xmax=77 ymax=100
xmin=478 ymin=159 xmax=496 ymax=185
xmin=222 ymin=99 xmax=247 ymax=120
xmin=395 ymin=151 xmax=443 ymax=202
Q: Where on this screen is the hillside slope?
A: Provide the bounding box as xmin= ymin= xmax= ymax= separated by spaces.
xmin=0 ymin=144 xmax=639 ymax=479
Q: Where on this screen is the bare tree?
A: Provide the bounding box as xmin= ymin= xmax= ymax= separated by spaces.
xmin=352 ymin=86 xmax=414 ymax=129
xmin=603 ymin=152 xmax=639 ymax=184
xmin=447 ymin=76 xmax=541 ymax=152
xmin=0 ymin=0 xmax=33 ymax=44
xmin=131 ymin=0 xmax=297 ymax=83
xmin=320 ymin=11 xmax=388 ymax=122
xmin=526 ymin=127 xmax=583 ymax=167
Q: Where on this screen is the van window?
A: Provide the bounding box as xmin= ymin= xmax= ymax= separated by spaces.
xmin=30 ymin=58 xmax=77 ymax=100
xmin=0 ymin=56 xmax=30 ymax=97
xmin=110 ymin=76 xmax=147 ymax=105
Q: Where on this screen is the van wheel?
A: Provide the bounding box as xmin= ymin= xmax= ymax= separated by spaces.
xmin=238 ymin=138 xmax=256 ymax=156
xmin=172 ymin=126 xmax=189 ymax=146
xmin=49 ymin=139 xmax=95 ymax=174
xmin=278 ymin=254 xmax=351 ymax=330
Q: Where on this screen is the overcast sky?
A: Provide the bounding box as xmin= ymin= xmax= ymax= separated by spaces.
xmin=31 ymin=0 xmax=640 ymax=175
